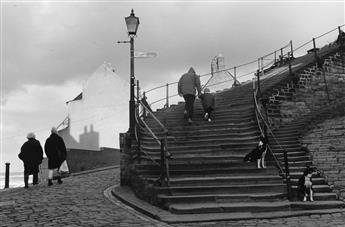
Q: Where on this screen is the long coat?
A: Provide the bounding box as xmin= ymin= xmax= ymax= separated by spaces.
xmin=178 ymin=67 xmax=202 ymax=96
xmin=44 ymin=133 xmax=67 ymax=169
xmin=19 ymin=138 xmax=43 ymax=175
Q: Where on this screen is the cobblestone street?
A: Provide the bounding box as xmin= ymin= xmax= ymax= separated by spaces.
xmin=1 ymin=168 xmax=345 ymax=227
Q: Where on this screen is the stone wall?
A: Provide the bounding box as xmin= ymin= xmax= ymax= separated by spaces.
xmin=266 ymin=51 xmax=345 ymax=128
xmin=301 ymin=116 xmax=345 ymax=199
xmin=66 ymin=147 xmax=120 ymax=173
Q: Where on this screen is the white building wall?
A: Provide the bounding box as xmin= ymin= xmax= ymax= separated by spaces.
xmin=62 ymin=62 xmax=129 ymax=150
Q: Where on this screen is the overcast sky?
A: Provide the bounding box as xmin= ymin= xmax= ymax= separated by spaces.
xmin=1 ymin=0 xmax=344 ymax=173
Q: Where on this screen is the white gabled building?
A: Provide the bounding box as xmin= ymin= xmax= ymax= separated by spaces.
xmin=58 ymin=62 xmax=129 ymax=150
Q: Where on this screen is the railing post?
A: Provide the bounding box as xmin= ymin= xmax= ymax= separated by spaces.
xmin=164 ymin=132 xmax=170 ymax=186
xmin=261 ymin=57 xmax=264 ymax=77
xmin=165 ymin=83 xmax=169 ymax=108
xmin=338 ymin=26 xmax=345 ymax=73
xmin=283 ymin=150 xmax=291 ymax=200
xmin=274 ymin=51 xmax=277 ymax=64
xmin=312 ymin=38 xmax=318 ymax=60
xmin=338 ymin=26 xmax=343 ymax=48
xmin=160 ymin=139 xmax=167 ymax=185
xmin=290 ymin=40 xmax=294 ymax=58
xmin=256 ymin=69 xmax=261 ymax=98
xmin=136 ymin=80 xmax=141 ymax=162
xmin=5 ymin=163 xmax=10 ymax=189
xmin=288 ymin=52 xmax=292 ymax=75
xmin=143 ymin=92 xmax=147 ymax=121
xmin=233 ymin=66 xmax=237 ymax=86
xmin=280 ymin=48 xmax=283 ymax=62
xmin=136 ymin=80 xmax=140 ymax=102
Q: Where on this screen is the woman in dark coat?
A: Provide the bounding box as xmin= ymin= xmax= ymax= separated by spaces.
xmin=44 ymin=127 xmax=67 ymax=186
xmin=19 ymin=132 xmax=43 ymax=188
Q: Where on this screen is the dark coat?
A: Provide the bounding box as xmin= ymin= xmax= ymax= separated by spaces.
xmin=44 ymin=133 xmax=67 ymax=169
xmin=178 ymin=67 xmax=202 ymax=96
xmin=19 ymin=138 xmax=43 ymax=175
xmin=199 ymin=93 xmax=215 ymax=110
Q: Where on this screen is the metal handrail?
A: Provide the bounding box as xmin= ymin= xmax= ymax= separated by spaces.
xmin=253 ymin=88 xmax=284 ymax=175
xmin=134 ymin=111 xmax=161 ymax=166
xmin=144 ymin=25 xmax=345 ymax=109
xmin=145 ymin=41 xmax=291 ymax=95
xmin=135 ymin=97 xmax=170 ymax=185
xmin=253 ymin=85 xmax=292 ymax=200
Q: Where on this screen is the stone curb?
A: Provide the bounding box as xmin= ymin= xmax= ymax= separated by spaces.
xmin=70 ymin=165 xmax=119 ymax=176
xmin=110 ymin=184 xmax=345 ymax=224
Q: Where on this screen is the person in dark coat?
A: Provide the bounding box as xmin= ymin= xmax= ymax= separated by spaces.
xmin=178 ymin=67 xmax=202 ymax=124
xmin=18 ymin=132 xmax=43 ymax=188
xmin=198 ymin=88 xmax=216 ymax=122
xmin=44 ymin=127 xmax=67 ymax=186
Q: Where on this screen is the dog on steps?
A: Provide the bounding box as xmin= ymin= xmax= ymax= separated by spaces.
xmin=243 ymin=136 xmax=268 ymax=168
xmin=298 ymin=166 xmax=318 ymax=202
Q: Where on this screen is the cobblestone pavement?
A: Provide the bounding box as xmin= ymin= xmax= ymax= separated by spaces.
xmin=0 ymin=168 xmax=168 ymax=227
xmin=1 ymin=168 xmax=345 ymax=227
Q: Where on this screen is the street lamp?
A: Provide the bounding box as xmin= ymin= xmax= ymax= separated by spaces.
xmin=124 ymin=9 xmax=139 ymax=136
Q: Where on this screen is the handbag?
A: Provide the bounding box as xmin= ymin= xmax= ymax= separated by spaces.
xmin=59 ymin=160 xmax=69 ymax=175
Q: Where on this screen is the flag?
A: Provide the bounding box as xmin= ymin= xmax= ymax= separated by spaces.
xmin=134 ymin=51 xmax=158 ymax=59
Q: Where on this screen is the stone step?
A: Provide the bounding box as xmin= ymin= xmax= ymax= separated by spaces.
xmin=141 ymin=130 xmax=260 ymax=141
xmin=168 ymin=201 xmax=291 ymax=214
xmin=156 ymin=183 xmax=286 ymax=195
xmin=140 ymin=142 xmax=258 ymax=152
xmin=135 ymin=161 xmax=266 ymax=171
xmin=153 ymin=104 xmax=253 ymax=116
xmin=141 ymin=136 xmax=259 ymax=146
xmin=158 ymin=192 xmax=286 ymax=205
xmin=152 ymin=108 xmax=255 ymax=119
xmin=160 ymin=175 xmax=284 ymax=186
xmin=140 ymin=146 xmax=254 ymax=156
xmin=137 ymin=166 xmax=279 ymax=177
xmin=143 ymin=121 xmax=258 ymax=132
xmin=168 ymin=200 xmax=345 ymax=214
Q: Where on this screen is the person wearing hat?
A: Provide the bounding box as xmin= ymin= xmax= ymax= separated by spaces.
xmin=18 ymin=132 xmax=43 ymax=188
xmin=178 ymin=67 xmax=202 ymax=124
xmin=198 ymin=87 xmax=216 ymax=122
xmin=44 ymin=127 xmax=67 ymax=186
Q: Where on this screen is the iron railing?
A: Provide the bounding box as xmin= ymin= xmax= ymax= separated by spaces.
xmin=142 ymin=25 xmax=344 ymax=111
xmin=134 ymin=82 xmax=170 ymax=186
xmin=253 ymin=82 xmax=292 ymax=200
xmin=132 ymin=24 xmax=345 ymax=190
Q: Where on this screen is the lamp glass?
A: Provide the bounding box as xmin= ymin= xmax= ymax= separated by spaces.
xmin=125 ymin=13 xmax=139 ymax=35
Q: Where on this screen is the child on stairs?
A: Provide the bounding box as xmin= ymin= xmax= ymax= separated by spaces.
xmin=198 ymin=88 xmax=215 ymax=122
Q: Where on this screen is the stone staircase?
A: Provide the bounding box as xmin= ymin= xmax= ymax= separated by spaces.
xmin=129 ymin=42 xmax=345 ymax=217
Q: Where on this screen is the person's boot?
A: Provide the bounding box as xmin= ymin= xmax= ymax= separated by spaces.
xmin=48 ymin=179 xmax=53 ymax=186
xmin=24 ymin=175 xmax=29 ymax=188
xmin=57 ymin=176 xmax=63 ymax=184
xmin=33 ymin=173 xmax=38 ymax=185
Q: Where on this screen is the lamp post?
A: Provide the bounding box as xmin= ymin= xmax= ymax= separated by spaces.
xmin=122 ymin=9 xmax=140 ymax=136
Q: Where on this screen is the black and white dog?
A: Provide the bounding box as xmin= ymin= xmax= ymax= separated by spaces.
xmin=244 ymin=136 xmax=268 ymax=168
xmin=298 ymin=166 xmax=317 ymax=202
